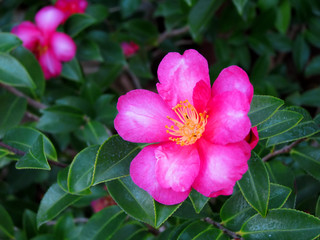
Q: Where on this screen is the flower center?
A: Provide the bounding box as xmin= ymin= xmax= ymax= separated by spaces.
xmin=166 ymin=100 xmax=208 ymax=146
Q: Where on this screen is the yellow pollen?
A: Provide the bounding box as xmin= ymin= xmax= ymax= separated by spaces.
xmin=166 ymin=100 xmax=208 ymax=146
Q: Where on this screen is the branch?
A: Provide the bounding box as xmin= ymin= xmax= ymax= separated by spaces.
xmin=0 ymin=141 xmax=67 ymax=168
xmin=204 ymin=217 xmax=243 ymax=239
xmin=123 ymin=65 xmax=142 ymax=89
xmin=1 ymin=84 xmax=47 ymax=109
xmin=157 ymin=26 xmax=190 ymax=45
xmin=262 ymin=138 xmax=305 ymax=162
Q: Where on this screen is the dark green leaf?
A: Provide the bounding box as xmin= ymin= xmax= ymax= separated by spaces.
xmin=293 ymin=35 xmax=310 ymax=72
xmin=16 ymin=135 xmax=50 ymax=170
xmin=0 ymin=204 xmax=14 ymax=239
xmin=80 ymin=206 xmax=126 ymax=240
xmin=275 ymin=0 xmax=291 ymax=34
xmin=37 ymin=183 xmax=82 ymax=228
xmin=240 ymin=209 xmax=320 ymax=240
xmin=123 ymin=19 xmax=158 ymax=45
xmin=177 ymin=221 xmax=211 ymax=240
xmin=0 ymin=33 xmax=22 ymax=52
xmin=86 ymin=4 xmax=109 ymax=22
xmin=251 ymin=55 xmax=270 ymax=83
xmin=121 ymin=0 xmax=141 ymax=18
xmin=94 ymin=94 xmax=117 ymax=127
xmin=232 ymin=0 xmax=248 ymax=16
xmin=23 ymin=210 xmax=37 ymax=239
xmin=297 ymin=87 xmax=320 ymax=107
xmin=110 ymin=222 xmax=146 ymax=240
xmin=257 ymin=110 xmax=303 ymax=139
xmin=61 ymin=57 xmax=84 ymax=83
xmin=54 ymin=213 xmax=76 ymax=240
xmin=189 ymin=189 xmax=209 ymax=214
xmin=248 ymin=95 xmax=284 ymax=127
xmin=238 ymin=152 xmax=270 ymax=216
xmin=316 ymin=196 xmax=320 ymax=218
xmin=3 ymin=126 xmax=57 ymax=160
xmin=65 ymin=14 xmax=97 ymax=38
xmin=68 ymin=145 xmax=99 ymax=193
xmin=188 ymin=0 xmax=223 ymax=41
xmin=193 ymin=228 xmax=228 ymax=240
xmin=268 ymin=183 xmax=292 ymax=209
xmin=77 ymin=121 xmax=111 ymax=145
xmin=305 ymin=56 xmax=320 ymax=77
xmin=0 ymin=52 xmax=35 ymax=89
xmin=93 ymin=135 xmax=141 ymax=185
xmin=0 ymin=93 xmax=27 ymax=137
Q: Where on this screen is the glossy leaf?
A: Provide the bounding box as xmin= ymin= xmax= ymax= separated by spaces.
xmin=53 ymin=213 xmax=76 ymax=240
xmin=177 ymin=221 xmax=211 ymax=240
xmin=23 ymin=210 xmax=38 ymax=239
xmin=0 ymin=204 xmax=14 ymax=239
xmin=268 ymin=183 xmax=292 ymax=209
xmin=293 ymin=35 xmax=310 ymax=72
xmin=77 ymin=120 xmax=111 ymax=145
xmin=248 ymin=95 xmax=284 ymax=127
xmin=297 ymin=87 xmax=320 ymax=107
xmin=275 ymin=0 xmax=291 ymax=34
xmin=316 ymin=196 xmax=320 ymax=218
xmin=257 ymin=110 xmax=303 ymax=139
xmin=79 ymin=206 xmax=126 ymax=240
xmin=232 ymin=0 xmax=248 ymax=16
xmin=0 ymin=93 xmax=27 ymax=137
xmin=0 ymin=32 xmax=22 ymax=52
xmin=68 ymin=145 xmax=99 ymax=193
xmin=240 ymin=209 xmax=320 ymax=240
xmin=16 ymin=135 xmax=50 ymax=170
xmin=37 ymin=183 xmax=82 ymax=227
xmin=93 ymin=135 xmax=141 ymax=185
xmin=66 ymin=14 xmax=97 ymax=37
xmin=189 ymin=189 xmax=209 ymax=214
xmin=61 ymin=57 xmax=84 ymax=83
xmin=193 ymin=228 xmax=228 ymax=240
xmin=121 ymin=0 xmax=141 ymax=18
xmin=305 ymin=56 xmax=320 ymax=77
xmin=3 ymin=126 xmax=57 ymax=160
xmin=238 ymin=152 xmax=270 ymax=216
xmin=0 ymin=52 xmax=35 ymax=88
xmin=123 ymin=19 xmax=158 ymax=45
xmin=110 ymin=222 xmax=146 ymax=240
xmin=106 ymin=176 xmax=181 ymax=228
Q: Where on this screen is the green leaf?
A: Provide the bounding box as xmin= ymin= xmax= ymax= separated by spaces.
xmin=37 ymin=183 xmax=82 ymax=228
xmin=316 ymin=195 xmax=320 ymax=218
xmin=268 ymin=183 xmax=292 ymax=209
xmin=240 ymin=209 xmax=320 ymax=240
xmin=305 ymin=56 xmax=320 ymax=77
xmin=68 ymin=145 xmax=99 ymax=193
xmin=106 ymin=176 xmax=181 ymax=228
xmin=61 ymin=57 xmax=84 ymax=83
xmin=53 ymin=213 xmax=76 ymax=240
xmin=275 ymin=0 xmax=291 ymax=34
xmin=232 ymin=0 xmax=248 ymax=16
xmin=0 ymin=52 xmax=35 ymax=89
xmin=65 ymin=14 xmax=97 ymax=38
xmin=37 ymin=105 xmax=85 ymax=134
xmin=0 ymin=204 xmax=14 ymax=239
xmin=188 ymin=0 xmax=223 ymax=41
xmin=291 ymin=146 xmax=320 ymax=182
xmin=93 ymin=135 xmax=141 ymax=185
xmin=193 ymin=228 xmax=228 ymax=240
xmin=16 ymin=135 xmax=50 ymax=170
xmin=79 ymin=206 xmax=126 ymax=240
xmin=293 ymin=35 xmax=310 ymax=72
xmin=189 ymin=189 xmax=209 ymax=214
xmin=257 ymin=110 xmax=303 ymax=139
xmin=3 ymin=126 xmax=57 ymax=161
xmin=297 ymin=87 xmax=320 ymax=107
xmin=110 ymin=222 xmax=146 ymax=240
xmin=123 ymin=19 xmax=158 ymax=45
xmin=0 ymin=33 xmax=22 ymax=52
xmin=94 ymin=94 xmax=117 ymax=127
xmin=267 ymin=106 xmax=320 ymax=146
xmin=11 ymin=46 xmax=45 ymax=97
xmin=86 ymin=4 xmax=109 ymax=22
xmin=0 ymin=93 xmax=27 ymax=138
xmin=177 ymin=221 xmax=211 ymax=240
xmin=77 ymin=121 xmax=111 ymax=145
xmin=23 ymin=210 xmax=38 ymax=239
xmin=121 ymin=0 xmax=141 ymax=18
xmin=238 ymin=152 xmax=270 ymax=217
xmin=248 ymin=95 xmax=284 ymax=127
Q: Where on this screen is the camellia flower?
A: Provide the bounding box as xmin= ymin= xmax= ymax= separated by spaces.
xmin=121 ymin=41 xmax=140 ymax=57
xmin=115 ymin=49 xmax=256 ymax=205
xmin=91 ymin=195 xmax=117 ymax=213
xmin=12 ymin=6 xmax=76 ymax=79
xmin=246 ymin=126 xmax=259 ymax=149
xmin=55 ymin=0 xmax=88 ymax=22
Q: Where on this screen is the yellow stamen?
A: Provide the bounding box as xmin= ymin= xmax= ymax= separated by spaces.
xmin=166 ymin=100 xmax=208 ymax=146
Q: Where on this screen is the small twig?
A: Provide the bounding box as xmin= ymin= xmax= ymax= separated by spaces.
xmin=46 ymin=217 xmax=88 ymax=226
xmin=123 ymin=65 xmax=142 ymax=89
xmin=0 ymin=141 xmax=67 ymax=168
xmin=262 ymin=139 xmax=305 ymax=162
xmin=1 ymin=84 xmax=47 ymax=109
xmin=204 ymin=217 xmax=243 ymax=239
xmin=157 ymin=26 xmax=190 ymax=45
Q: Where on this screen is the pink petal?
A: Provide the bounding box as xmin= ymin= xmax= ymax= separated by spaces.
xmin=212 ymin=65 xmax=254 ymax=103
xmin=157 ymin=49 xmax=211 ymax=108
xmin=121 ymin=41 xmax=140 ymax=57
xmin=38 ymin=49 xmax=62 ymax=79
xmin=55 ymin=0 xmax=88 ymax=21
xmin=192 ymin=139 xmax=251 ymax=197
xmin=50 ymin=32 xmax=76 ymax=62
xmin=130 ymin=144 xmax=190 ymax=205
xmin=35 ymin=6 xmax=64 ymax=34
xmin=155 ymin=142 xmax=200 ymax=192
xmin=114 ymin=90 xmax=176 ymax=143
xmin=192 ymin=80 xmax=211 ymax=113
xmin=11 ymin=21 xmax=41 ymax=51
xmin=204 ymin=90 xmax=251 ymax=145
xmin=245 ymin=126 xmax=259 ymax=149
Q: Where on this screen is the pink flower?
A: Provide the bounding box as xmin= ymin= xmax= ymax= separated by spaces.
xmin=121 ymin=41 xmax=140 ymax=57
xmin=114 ymin=49 xmax=254 ymax=205
xmin=55 ymin=0 xmax=88 ymax=22
xmin=12 ymin=6 xmax=76 ymax=79
xmin=245 ymin=126 xmax=259 ymax=149
xmin=91 ymin=195 xmax=117 ymax=213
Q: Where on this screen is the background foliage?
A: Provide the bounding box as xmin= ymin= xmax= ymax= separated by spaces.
xmin=1 ymin=0 xmax=320 ymax=239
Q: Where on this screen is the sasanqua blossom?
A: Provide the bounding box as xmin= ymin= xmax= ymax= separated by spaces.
xmin=55 ymin=0 xmax=88 ymax=22
xmin=12 ymin=7 xmax=76 ymax=79
xmin=121 ymin=41 xmax=140 ymax=57
xmin=115 ymin=49 xmax=257 ymax=205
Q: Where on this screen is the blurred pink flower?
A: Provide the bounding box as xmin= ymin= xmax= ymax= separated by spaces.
xmin=245 ymin=126 xmax=259 ymax=149
xmin=114 ymin=49 xmax=255 ymax=205
xmin=91 ymin=195 xmax=117 ymax=213
xmin=121 ymin=41 xmax=140 ymax=57
xmin=12 ymin=6 xmax=76 ymax=79
xmin=55 ymin=0 xmax=88 ymax=22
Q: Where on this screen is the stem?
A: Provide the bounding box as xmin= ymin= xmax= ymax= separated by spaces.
xmin=204 ymin=217 xmax=243 ymax=239
xmin=0 ymin=141 xmax=67 ymax=168
xmin=262 ymin=139 xmax=305 ymax=162
xmin=1 ymin=84 xmax=47 ymax=109
xmin=123 ymin=65 xmax=142 ymax=89
xmin=157 ymin=26 xmax=190 ymax=45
